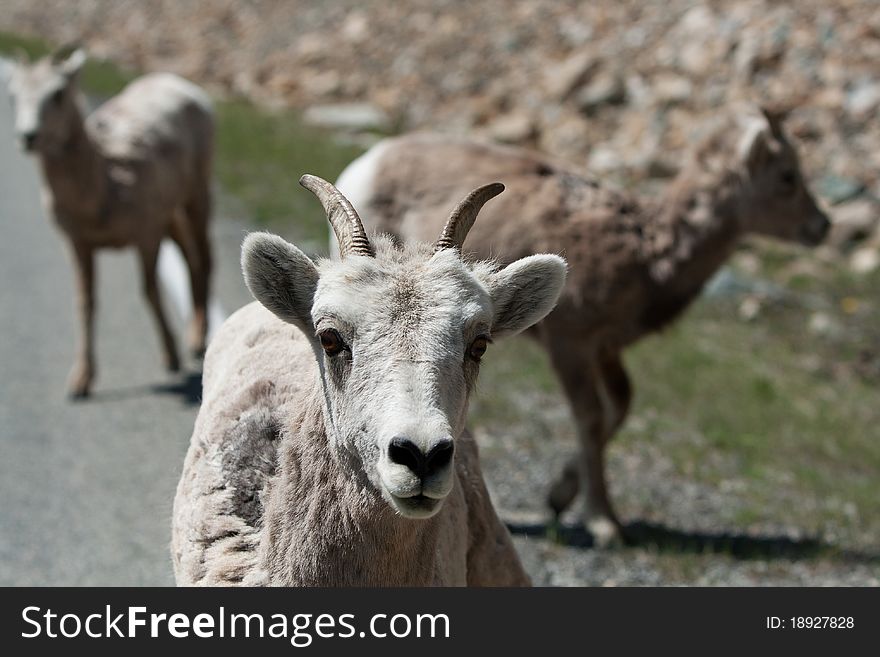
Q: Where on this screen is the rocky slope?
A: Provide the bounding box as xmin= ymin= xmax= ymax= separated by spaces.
xmin=2 ymin=1 xmax=878 ymax=265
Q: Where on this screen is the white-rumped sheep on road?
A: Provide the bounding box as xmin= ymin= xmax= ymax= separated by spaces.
xmin=6 ymin=47 xmax=214 ymax=398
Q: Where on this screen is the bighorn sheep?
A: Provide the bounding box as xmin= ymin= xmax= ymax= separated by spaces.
xmin=335 ymin=106 xmax=831 ymax=546
xmin=6 ymin=47 xmax=214 ymax=398
xmin=171 ymin=175 xmax=567 ymax=585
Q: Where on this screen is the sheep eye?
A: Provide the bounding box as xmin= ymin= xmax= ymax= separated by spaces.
xmin=780 ymin=170 xmax=797 ymax=193
xmin=50 ymin=89 xmax=64 ymax=105
xmin=318 ymin=328 xmax=346 ymax=356
xmin=468 ymin=336 xmax=489 ymax=362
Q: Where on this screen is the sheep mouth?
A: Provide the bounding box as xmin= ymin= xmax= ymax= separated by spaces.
xmin=388 ymin=492 xmax=445 ymax=519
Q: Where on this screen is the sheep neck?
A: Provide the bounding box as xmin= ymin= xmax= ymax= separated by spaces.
xmin=260 ymin=391 xmax=448 ymax=586
xmin=647 ymin=166 xmax=744 ymax=292
xmin=38 ymin=104 xmax=107 ymax=226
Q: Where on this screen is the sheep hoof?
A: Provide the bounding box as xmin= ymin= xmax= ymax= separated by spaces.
xmin=67 ymin=386 xmax=91 ymax=401
xmin=587 ymin=516 xmax=623 ymax=549
xmin=67 ymin=368 xmax=93 ymax=400
xmin=166 ymin=356 xmax=181 ymax=372
xmin=546 ymin=468 xmax=580 ymax=516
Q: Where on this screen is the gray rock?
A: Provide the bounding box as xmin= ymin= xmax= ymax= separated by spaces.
xmin=827 ymin=199 xmax=879 ymax=247
xmin=302 ymin=103 xmax=391 ymax=132
xmin=576 ymin=72 xmax=626 ymax=113
xmin=543 ymin=51 xmax=598 ymax=100
xmin=651 ymin=74 xmax=693 ymax=105
xmin=846 ymin=81 xmax=880 ymax=120
xmin=816 ymin=175 xmax=866 ymax=205
xmin=850 ymin=246 xmax=880 ymax=274
xmin=487 ymin=112 xmax=535 ymax=144
xmin=588 ymin=144 xmax=624 ymax=173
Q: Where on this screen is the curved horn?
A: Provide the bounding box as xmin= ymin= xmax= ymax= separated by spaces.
xmin=50 ymin=42 xmax=82 ymax=64
xmin=434 ymin=183 xmax=505 ymax=253
xmin=299 ymin=174 xmax=374 ymax=258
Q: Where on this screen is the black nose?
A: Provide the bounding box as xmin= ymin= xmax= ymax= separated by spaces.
xmin=803 ymin=212 xmax=831 ymax=245
xmin=389 ymin=437 xmax=454 ymax=478
xmin=21 ymin=132 xmax=37 ymax=150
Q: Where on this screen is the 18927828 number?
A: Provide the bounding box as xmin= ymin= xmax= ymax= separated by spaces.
xmin=791 ymin=617 xmax=854 ymax=629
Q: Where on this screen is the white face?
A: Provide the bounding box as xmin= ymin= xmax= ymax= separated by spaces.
xmin=312 ymin=247 xmax=492 ymax=518
xmin=243 ymin=233 xmax=566 ymax=520
xmin=6 ymin=50 xmax=84 ymax=154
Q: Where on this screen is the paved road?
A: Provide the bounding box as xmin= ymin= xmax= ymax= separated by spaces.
xmin=0 ymin=60 xmax=251 ymax=585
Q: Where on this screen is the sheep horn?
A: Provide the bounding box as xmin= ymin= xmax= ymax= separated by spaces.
xmin=434 ymin=183 xmax=505 ymax=253
xmin=50 ymin=42 xmax=82 ymax=64
xmin=299 ymin=174 xmax=374 ymax=258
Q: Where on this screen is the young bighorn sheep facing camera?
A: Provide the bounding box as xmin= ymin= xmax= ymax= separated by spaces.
xmin=336 ymin=106 xmax=830 ymax=546
xmin=6 ymin=47 xmax=214 ymax=397
xmin=172 ymin=176 xmax=566 ymax=585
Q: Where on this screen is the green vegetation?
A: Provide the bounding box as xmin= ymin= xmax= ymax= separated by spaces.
xmin=0 ymin=31 xmax=363 ymax=253
xmin=214 ymin=100 xmax=362 ymax=251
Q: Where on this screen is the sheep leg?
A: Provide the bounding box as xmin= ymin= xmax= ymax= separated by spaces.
xmin=169 ymin=208 xmax=208 ymax=358
xmin=67 ymin=240 xmax=96 ymax=399
xmin=546 ymin=345 xmax=628 ymax=547
xmin=183 ymin=187 xmax=212 ymax=358
xmin=589 ymin=351 xmax=631 ymax=543
xmin=139 ymin=241 xmax=181 ymax=372
xmin=459 ymin=430 xmax=531 ymax=586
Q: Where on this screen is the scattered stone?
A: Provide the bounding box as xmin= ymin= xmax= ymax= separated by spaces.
xmin=733 ymin=252 xmax=762 ymax=275
xmin=543 ymin=51 xmax=598 ymax=100
xmin=588 ymin=145 xmax=624 ymax=173
xmin=738 ymin=296 xmax=761 ymax=322
xmin=651 ymin=74 xmax=693 ymax=106
xmin=642 ymin=156 xmax=679 ymax=179
xmin=576 ymin=71 xmax=626 ymax=113
xmin=302 ymin=103 xmax=391 ymax=132
xmin=808 ymin=312 xmax=833 ymax=336
xmin=850 ymin=247 xmax=880 ymax=274
xmin=538 ymin=113 xmax=591 ymax=158
xmin=846 ymin=81 xmax=880 ymax=120
xmin=486 ymin=111 xmax=535 ymax=144
xmin=297 ymin=69 xmax=341 ymax=98
xmin=827 ymin=199 xmax=879 ymax=248
xmin=341 ymin=11 xmax=370 ymax=43
xmin=2 ymin=0 xmax=879 ymax=264
xmin=816 ymin=175 xmax=866 ymax=206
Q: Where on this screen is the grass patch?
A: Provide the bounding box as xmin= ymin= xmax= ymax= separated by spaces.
xmin=214 ymin=100 xmax=363 ymax=252
xmin=1 ymin=30 xmax=363 ymax=253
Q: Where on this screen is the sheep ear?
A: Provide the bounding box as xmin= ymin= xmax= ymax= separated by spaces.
xmin=56 ymin=48 xmax=86 ymax=79
xmin=241 ymin=232 xmax=320 ymax=334
xmin=760 ymin=105 xmax=789 ymax=138
xmin=737 ymin=115 xmax=780 ymax=172
xmin=486 ymin=254 xmax=567 ymax=338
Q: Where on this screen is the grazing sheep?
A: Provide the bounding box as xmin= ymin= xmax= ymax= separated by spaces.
xmin=172 ymin=176 xmax=567 ymax=585
xmin=335 ymin=106 xmax=831 ymax=546
xmin=6 ymin=47 xmax=214 ymax=398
